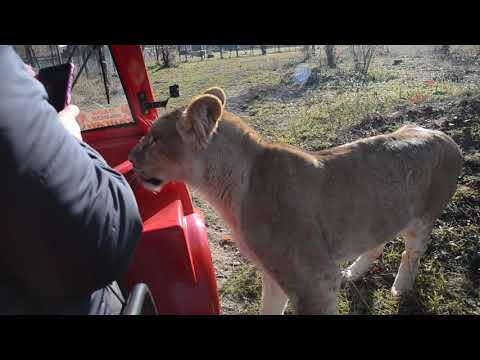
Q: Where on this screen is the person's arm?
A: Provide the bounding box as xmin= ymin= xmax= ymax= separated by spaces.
xmin=0 ymin=46 xmax=142 ymax=298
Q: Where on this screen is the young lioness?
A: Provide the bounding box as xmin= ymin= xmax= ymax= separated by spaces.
xmin=129 ymin=87 xmax=462 ymax=315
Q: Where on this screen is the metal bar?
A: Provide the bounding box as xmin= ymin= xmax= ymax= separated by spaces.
xmin=66 ymin=45 xmax=79 ymax=64
xmin=122 ymin=283 xmax=158 ymax=315
xmin=71 ymin=45 xmax=97 ymax=89
xmin=98 ymin=45 xmax=111 ymax=104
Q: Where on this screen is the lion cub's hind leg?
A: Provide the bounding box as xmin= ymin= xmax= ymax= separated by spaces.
xmin=391 ymin=220 xmax=433 ymax=297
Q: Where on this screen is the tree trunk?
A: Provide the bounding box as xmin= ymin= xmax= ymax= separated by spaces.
xmin=220 ymin=46 xmax=223 ymax=59
xmin=49 ymin=45 xmax=56 ymax=66
xmin=30 ymin=46 xmax=40 ymax=68
xmin=55 ymin=45 xmax=62 ymax=64
xmin=81 ymin=46 xmax=90 ymax=78
xmin=302 ymin=46 xmax=311 ymax=60
xmin=93 ymin=48 xmax=101 ymax=75
xmin=161 ymin=46 xmax=170 ymax=67
xmin=24 ymin=45 xmax=34 ymax=66
xmin=325 ymin=45 xmax=336 ymax=68
xmin=440 ymin=45 xmax=450 ymax=57
xmin=155 ymin=45 xmax=160 ymax=64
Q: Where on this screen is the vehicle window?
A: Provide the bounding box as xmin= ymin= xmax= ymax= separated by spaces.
xmin=70 ymin=46 xmax=135 ymax=131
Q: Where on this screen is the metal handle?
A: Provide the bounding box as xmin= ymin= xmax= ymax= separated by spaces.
xmin=122 ymin=283 xmax=159 ymax=315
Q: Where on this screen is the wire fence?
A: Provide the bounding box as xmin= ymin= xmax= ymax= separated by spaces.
xmin=142 ymin=45 xmax=306 ymax=64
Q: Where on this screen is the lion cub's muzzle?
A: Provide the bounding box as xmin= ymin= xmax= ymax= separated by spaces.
xmin=132 ymin=166 xmax=164 ymax=188
xmin=142 ymin=177 xmax=163 ymax=187
xmin=129 ymin=154 xmax=164 ymax=190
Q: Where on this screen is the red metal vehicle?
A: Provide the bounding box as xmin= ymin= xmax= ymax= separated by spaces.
xmin=72 ymin=45 xmax=220 ymax=315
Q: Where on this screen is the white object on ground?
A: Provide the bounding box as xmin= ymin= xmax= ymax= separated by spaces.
xmin=293 ymin=63 xmax=312 ymax=87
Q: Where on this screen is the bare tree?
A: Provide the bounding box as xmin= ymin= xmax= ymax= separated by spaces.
xmin=325 ymin=45 xmax=336 ymax=68
xmin=440 ymin=45 xmax=450 ymax=57
xmin=55 ymin=46 xmax=62 ymax=64
xmin=302 ymin=45 xmax=312 ymax=61
xmin=24 ymin=45 xmax=37 ymax=67
xmin=80 ymin=46 xmax=90 ymax=78
xmin=350 ymin=45 xmax=378 ymax=75
xmin=155 ymin=46 xmax=160 ymax=64
xmin=158 ymin=45 xmax=177 ymax=68
xmin=49 ymin=45 xmax=57 ymax=65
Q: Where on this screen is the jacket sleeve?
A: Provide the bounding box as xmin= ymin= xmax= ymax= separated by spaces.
xmin=0 ymin=46 xmax=143 ymax=298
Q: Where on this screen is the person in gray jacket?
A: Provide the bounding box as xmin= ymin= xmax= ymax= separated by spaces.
xmin=0 ymin=45 xmax=143 ymax=314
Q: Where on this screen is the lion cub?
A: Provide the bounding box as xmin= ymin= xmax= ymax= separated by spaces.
xmin=129 ymin=87 xmax=462 ymax=315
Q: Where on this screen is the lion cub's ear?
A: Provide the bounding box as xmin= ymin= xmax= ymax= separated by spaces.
xmin=203 ymin=87 xmax=226 ymax=107
xmin=177 ymin=94 xmax=224 ymax=150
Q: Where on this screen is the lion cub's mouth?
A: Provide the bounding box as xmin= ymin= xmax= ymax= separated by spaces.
xmin=135 ymin=172 xmax=164 ymax=190
xmin=143 ymin=177 xmax=163 ymax=187
xmin=132 ymin=165 xmax=164 ymax=191
xmin=139 ymin=177 xmax=164 ymax=193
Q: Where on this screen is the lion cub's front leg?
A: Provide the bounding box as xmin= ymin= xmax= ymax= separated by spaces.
xmin=292 ymin=265 xmax=342 ymax=315
xmin=260 ymin=263 xmax=341 ymax=315
xmin=260 ymin=271 xmax=289 ymax=315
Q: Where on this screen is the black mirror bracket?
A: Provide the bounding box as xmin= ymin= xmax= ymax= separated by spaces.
xmin=138 ymin=84 xmax=180 ymax=115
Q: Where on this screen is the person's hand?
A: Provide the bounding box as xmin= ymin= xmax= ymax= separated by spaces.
xmin=58 ymin=105 xmax=83 ymax=141
xmin=25 ymin=64 xmax=37 ymax=77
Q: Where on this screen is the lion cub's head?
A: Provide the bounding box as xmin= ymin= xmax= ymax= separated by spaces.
xmin=128 ymin=87 xmax=226 ymax=192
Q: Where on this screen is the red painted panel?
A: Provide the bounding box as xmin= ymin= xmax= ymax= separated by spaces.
xmin=80 ymin=45 xmax=219 ymax=314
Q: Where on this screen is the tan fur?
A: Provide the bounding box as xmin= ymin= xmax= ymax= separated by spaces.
xmin=129 ymin=87 xmax=463 ymax=314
